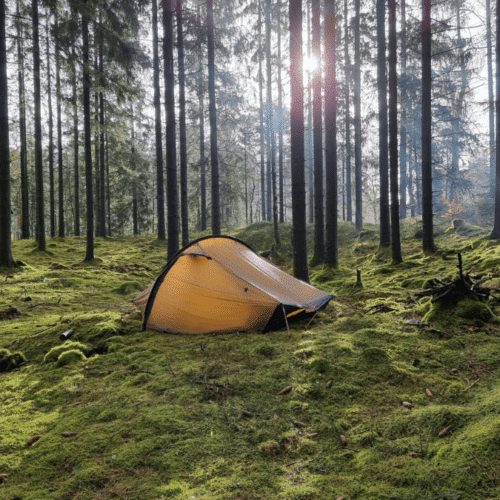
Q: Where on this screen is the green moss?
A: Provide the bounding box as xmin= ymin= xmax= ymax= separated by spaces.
xmin=0 ymin=350 xmax=26 ymax=372
xmin=57 ymin=349 xmax=87 ymax=366
xmin=43 ymin=341 xmax=88 ymax=363
xmin=112 ymin=280 xmax=143 ymax=295
xmin=423 ymin=297 xmax=500 ymax=325
xmin=307 ymin=356 xmax=330 ymax=373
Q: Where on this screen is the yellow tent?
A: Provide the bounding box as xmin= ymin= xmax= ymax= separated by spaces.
xmin=134 ymin=236 xmax=333 ymax=334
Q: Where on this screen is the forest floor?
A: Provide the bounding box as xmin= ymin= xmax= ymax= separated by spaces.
xmin=1 ymin=217 xmax=500 ymax=500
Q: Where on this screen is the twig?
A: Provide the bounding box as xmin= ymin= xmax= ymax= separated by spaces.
xmin=462 ymin=378 xmax=480 ymax=393
xmin=282 ymin=304 xmax=291 ymax=339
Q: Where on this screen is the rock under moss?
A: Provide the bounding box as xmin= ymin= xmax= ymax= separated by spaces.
xmin=423 ymin=297 xmax=500 ymax=326
xmin=0 ymin=350 xmax=27 ymax=372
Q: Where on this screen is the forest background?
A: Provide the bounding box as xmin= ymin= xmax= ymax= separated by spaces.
xmin=0 ymin=0 xmax=499 ymax=272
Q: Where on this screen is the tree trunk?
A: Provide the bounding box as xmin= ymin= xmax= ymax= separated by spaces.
xmin=33 ymin=0 xmax=46 ymax=250
xmin=106 ymin=131 xmax=111 ymax=236
xmin=491 ymin=0 xmax=500 ymax=238
xmin=82 ymin=10 xmax=94 ymax=261
xmin=324 ymin=0 xmax=337 ymax=267
xmin=487 ymin=0 xmax=495 ymax=196
xmin=164 ymin=0 xmax=180 ymax=256
xmin=72 ymin=47 xmax=80 ymax=237
xmin=131 ymin=108 xmax=138 ymax=236
xmin=311 ymin=0 xmax=323 ymax=264
xmin=258 ymin=0 xmax=266 ymax=222
xmin=421 ymin=0 xmax=434 ymax=252
xmin=207 ymin=0 xmax=220 ymax=235
xmin=46 ymin=20 xmax=55 ymax=238
xmin=177 ymin=2 xmax=189 ymax=246
xmin=289 ymin=0 xmax=309 ymax=283
xmin=354 ymin=0 xmax=362 ymax=230
xmin=277 ymin=2 xmax=284 ymax=223
xmin=389 ymin=0 xmax=402 ymax=263
xmin=0 ymin=0 xmax=14 ymax=266
xmin=377 ymin=0 xmax=390 ymax=247
xmin=98 ymin=27 xmax=106 ymax=238
xmin=17 ymin=0 xmax=29 ymax=240
xmin=266 ymin=0 xmax=280 ymax=248
xmin=152 ymin=0 xmax=165 ymax=240
xmin=199 ymin=61 xmax=207 ymax=231
xmin=399 ymin=0 xmax=408 ymax=219
xmin=94 ymin=79 xmax=100 ymax=237
xmin=307 ymin=1 xmax=313 ymax=224
xmin=55 ymin=15 xmax=64 ymax=237
xmin=344 ymin=0 xmax=352 ymax=222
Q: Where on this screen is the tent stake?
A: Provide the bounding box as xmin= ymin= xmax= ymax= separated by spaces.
xmin=282 ymin=304 xmax=291 ymax=339
xmin=305 ymin=310 xmax=319 ymax=331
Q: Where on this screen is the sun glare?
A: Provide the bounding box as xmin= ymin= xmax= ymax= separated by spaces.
xmin=303 ymin=55 xmax=318 ymax=74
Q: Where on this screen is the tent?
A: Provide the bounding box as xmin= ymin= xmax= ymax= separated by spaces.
xmin=133 ymin=235 xmax=333 ymax=334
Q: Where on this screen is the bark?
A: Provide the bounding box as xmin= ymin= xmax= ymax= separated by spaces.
xmin=82 ymin=10 xmax=94 ymax=261
xmin=289 ymin=0 xmax=309 ymax=282
xmin=46 ymin=20 xmax=55 ymax=238
xmin=177 ymin=2 xmax=189 ymax=246
xmin=324 ymin=0 xmax=338 ymax=266
xmin=266 ymin=0 xmax=280 ymax=248
xmin=277 ymin=2 xmax=284 ymax=223
xmin=199 ymin=62 xmax=207 ymax=231
xmin=492 ymin=0 xmax=500 ymax=238
xmin=55 ymin=15 xmax=64 ymax=237
xmin=421 ymin=0 xmax=434 ymax=251
xmin=164 ymin=0 xmax=179 ymax=255
xmin=33 ymin=0 xmax=46 ymax=250
xmin=72 ymin=47 xmax=80 ymax=237
xmin=377 ymin=0 xmax=390 ymax=247
xmin=389 ymin=0 xmax=402 ymax=263
xmin=399 ymin=0 xmax=407 ymax=218
xmin=354 ymin=0 xmax=362 ymax=229
xmin=344 ymin=0 xmax=352 ymax=222
xmin=307 ymin=1 xmax=313 ymax=224
xmin=94 ymin=77 xmax=100 ymax=237
xmin=487 ymin=0 xmax=495 ymax=195
xmin=207 ymin=0 xmax=220 ymax=234
xmin=17 ymin=0 xmax=29 ymax=239
xmin=99 ymin=38 xmax=106 ymax=237
xmin=311 ymin=0 xmax=323 ymax=264
xmin=258 ymin=0 xmax=265 ymax=221
xmin=131 ymin=108 xmax=138 ymax=235
xmin=0 ymin=0 xmax=14 ymax=266
xmin=152 ymin=0 xmax=165 ymax=240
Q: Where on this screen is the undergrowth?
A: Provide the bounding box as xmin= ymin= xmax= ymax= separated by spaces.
xmin=1 ymin=219 xmax=500 ymax=499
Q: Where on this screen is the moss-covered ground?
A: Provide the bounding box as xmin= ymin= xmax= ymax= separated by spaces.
xmin=1 ymin=218 xmax=500 ymax=499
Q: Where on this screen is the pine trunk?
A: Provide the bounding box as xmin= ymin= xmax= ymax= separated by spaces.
xmin=17 ymin=1 xmax=29 ymax=239
xmin=46 ymin=22 xmax=55 ymax=238
xmin=324 ymin=0 xmax=338 ymax=266
xmin=72 ymin=48 xmax=80 ymax=237
xmin=389 ymin=0 xmax=402 ymax=263
xmin=399 ymin=0 xmax=407 ymax=219
xmin=289 ymin=0 xmax=309 ymax=283
xmin=82 ymin=10 xmax=94 ymax=261
xmin=421 ymin=0 xmax=434 ymax=252
xmin=487 ymin=0 xmax=495 ymax=196
xmin=207 ymin=0 xmax=220 ymax=235
xmin=354 ymin=0 xmax=362 ymax=229
xmin=0 ymin=0 xmax=14 ymax=266
xmin=344 ymin=0 xmax=352 ymax=222
xmin=33 ymin=0 xmax=46 ymax=250
xmin=492 ymin=0 xmax=500 ymax=238
xmin=55 ymin=15 xmax=64 ymax=237
xmin=152 ymin=0 xmax=165 ymax=240
xmin=377 ymin=0 xmax=390 ymax=247
xmin=258 ymin=0 xmax=265 ymax=221
xmin=311 ymin=0 xmax=323 ymax=264
xmin=164 ymin=0 xmax=180 ymax=255
xmin=177 ymin=2 xmax=189 ymax=246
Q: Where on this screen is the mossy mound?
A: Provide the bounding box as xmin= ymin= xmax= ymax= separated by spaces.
xmin=57 ymin=349 xmax=87 ymax=366
xmin=112 ymin=281 xmax=143 ymax=295
xmin=43 ymin=341 xmax=88 ymax=363
xmin=0 ymin=350 xmax=27 ymax=372
xmin=422 ymin=297 xmax=500 ymax=326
